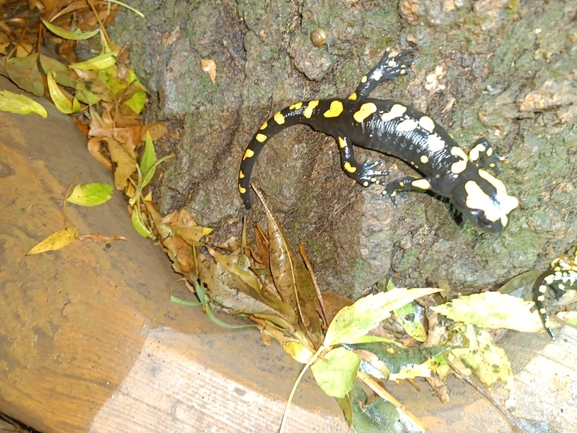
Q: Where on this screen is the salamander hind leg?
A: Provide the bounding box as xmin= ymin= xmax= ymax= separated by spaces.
xmin=351 ymin=48 xmax=414 ymax=100
xmin=384 ymin=176 xmax=432 ymax=207
xmin=468 ymin=137 xmax=503 ymax=175
xmin=337 ymin=136 xmax=388 ymax=186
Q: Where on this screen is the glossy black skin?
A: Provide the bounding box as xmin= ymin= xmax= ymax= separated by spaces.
xmin=239 ymin=49 xmax=516 ymax=232
xmin=533 ymin=254 xmax=577 ymax=339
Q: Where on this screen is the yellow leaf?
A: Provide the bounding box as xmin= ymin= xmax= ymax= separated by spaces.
xmin=0 ymin=90 xmax=47 ymax=117
xmin=283 ymin=341 xmax=314 ymax=364
xmin=47 ymin=71 xmax=81 ymax=114
xmin=27 ymin=227 xmax=78 ymax=255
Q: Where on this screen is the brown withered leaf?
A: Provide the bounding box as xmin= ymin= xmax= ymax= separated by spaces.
xmin=254 ymin=188 xmax=324 ymax=349
xmin=77 ymin=233 xmax=127 ymax=242
xmin=198 ymin=253 xmax=297 ymax=333
xmin=163 ymin=209 xmax=213 ymax=246
xmin=87 ymin=136 xmax=113 ymax=170
xmin=107 ymin=138 xmax=136 ymax=190
xmin=320 ymin=291 xmax=354 ymax=327
xmin=6 ymin=53 xmax=44 ymax=96
xmin=144 ymin=200 xmax=197 ymax=275
xmin=207 ymin=246 xmax=298 ymax=326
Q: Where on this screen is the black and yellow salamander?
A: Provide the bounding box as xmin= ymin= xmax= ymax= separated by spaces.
xmin=238 ymin=48 xmax=519 ymax=232
xmin=533 ymin=251 xmax=577 ymax=338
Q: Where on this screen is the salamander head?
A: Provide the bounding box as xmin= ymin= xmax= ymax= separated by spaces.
xmin=451 ymin=169 xmax=518 ymax=233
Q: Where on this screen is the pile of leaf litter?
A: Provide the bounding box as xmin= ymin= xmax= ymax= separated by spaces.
xmin=0 ymin=1 xmax=552 ymax=432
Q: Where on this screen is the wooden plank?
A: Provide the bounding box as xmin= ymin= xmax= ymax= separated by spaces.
xmin=0 ymin=77 xmax=348 ymax=433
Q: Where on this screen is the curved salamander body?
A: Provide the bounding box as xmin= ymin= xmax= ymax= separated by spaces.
xmin=533 ymin=252 xmax=577 ymax=338
xmin=238 ymin=49 xmax=518 ymax=232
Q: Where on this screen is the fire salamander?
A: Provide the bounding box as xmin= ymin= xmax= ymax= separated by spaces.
xmin=533 ymin=251 xmax=577 ymax=339
xmin=238 ymin=48 xmax=519 ymax=232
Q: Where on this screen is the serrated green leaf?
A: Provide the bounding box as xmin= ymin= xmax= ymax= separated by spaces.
xmin=431 ymin=292 xmax=543 ymax=332
xmin=452 ymin=329 xmax=513 ymax=387
xmin=42 ymin=19 xmax=100 ymax=40
xmin=324 ymin=288 xmax=440 ymax=347
xmin=311 ymin=347 xmax=360 ymax=398
xmin=67 ymin=183 xmax=114 ymax=206
xmin=0 ymin=90 xmax=47 ymax=117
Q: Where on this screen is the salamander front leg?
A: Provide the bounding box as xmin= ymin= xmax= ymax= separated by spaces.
xmin=384 ymin=176 xmax=432 ymax=207
xmin=351 ymin=48 xmax=414 ymax=100
xmin=468 ymin=137 xmax=502 ymax=175
xmin=337 ymin=136 xmax=388 ymax=186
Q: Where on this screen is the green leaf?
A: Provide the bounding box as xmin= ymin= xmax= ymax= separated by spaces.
xmin=350 ymin=384 xmax=424 ymax=433
xmin=431 ymin=291 xmax=543 ymax=332
xmin=170 ymin=295 xmax=202 ymax=307
xmin=6 ymin=53 xmax=44 ymax=96
xmin=131 ymin=207 xmax=154 ymax=238
xmin=125 ymin=90 xmax=147 ymax=114
xmin=140 ymin=132 xmax=156 ymax=186
xmin=42 ymin=19 xmax=100 ymax=40
xmin=69 ymin=52 xmax=118 ymax=71
xmin=311 ymin=347 xmax=360 ymax=398
xmin=383 ymin=280 xmax=428 ymax=342
xmin=67 ymin=183 xmax=114 ymax=206
xmin=0 ymin=90 xmax=47 ymax=117
xmin=324 ymin=288 xmax=440 ymax=347
xmin=194 ymin=281 xmax=255 ymax=329
xmin=343 ymin=341 xmax=448 ymax=381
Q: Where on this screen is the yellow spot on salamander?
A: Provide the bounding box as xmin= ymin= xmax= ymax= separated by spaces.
xmin=348 ymin=92 xmax=357 ymax=100
xmin=418 ymin=116 xmax=435 ymax=133
xmin=239 ymin=170 xmax=245 ymax=179
xmin=412 ymin=179 xmax=431 ymax=190
xmin=255 ymin=134 xmax=267 ymax=143
xmin=260 ymin=121 xmax=268 ymax=130
xmin=274 ymin=111 xmax=285 ymax=125
xmin=304 ymin=100 xmax=319 ymax=118
xmin=420 ymin=155 xmax=429 ymax=164
xmin=450 ymin=147 xmax=468 ymax=174
xmin=239 ymin=185 xmax=246 ymax=194
xmin=539 ymin=285 xmax=547 ymax=293
xmin=344 ymin=162 xmax=357 ymax=173
xmin=361 ymin=76 xmax=367 ymax=83
xmin=338 ymin=137 xmax=346 ymax=148
xmin=381 ymin=104 xmax=406 ymax=122
xmin=243 ymin=148 xmax=255 ymax=159
xmin=353 ymin=102 xmax=377 ymax=123
xmin=537 ymin=295 xmax=545 ymax=302
xmin=469 ymin=143 xmax=486 ymax=161
xmin=289 ymin=102 xmax=303 ymax=110
xmin=539 ymin=308 xmax=547 ymax=314
xmin=451 ymin=160 xmax=467 ymax=174
xmin=396 ymin=118 xmax=418 ymax=132
xmin=324 ymin=100 xmax=344 ymax=118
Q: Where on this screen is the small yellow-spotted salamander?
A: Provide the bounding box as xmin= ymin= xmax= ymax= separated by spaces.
xmin=238 ymin=48 xmax=519 ymax=232
xmin=533 ymin=251 xmax=577 ymax=338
